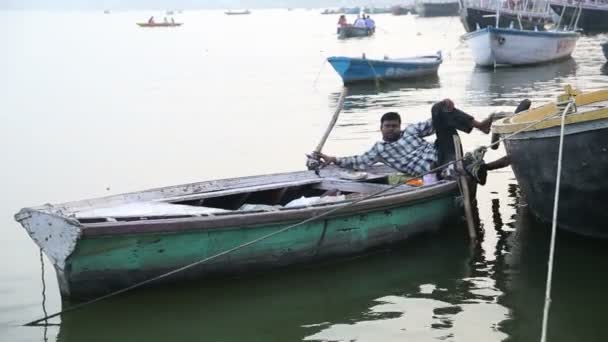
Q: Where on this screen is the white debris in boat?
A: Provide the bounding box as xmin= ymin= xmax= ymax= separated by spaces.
xmin=74 ymin=202 xmax=229 ymax=218
xmin=284 ymin=195 xmax=346 ymax=208
xmin=238 ymin=204 xmax=282 ymax=212
xmin=419 ymin=284 xmax=436 ymax=294
xmin=338 ymin=171 xmax=368 ymax=181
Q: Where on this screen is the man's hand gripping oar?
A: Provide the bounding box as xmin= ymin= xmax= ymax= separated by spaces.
xmin=306 ymin=87 xmax=349 ymax=174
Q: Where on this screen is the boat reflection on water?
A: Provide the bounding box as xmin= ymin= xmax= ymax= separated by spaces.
xmin=328 ymin=75 xmax=440 ymax=112
xmin=466 ymin=58 xmax=577 ymax=107
xmin=54 ymin=226 xmax=478 ymax=342
xmin=496 ymin=183 xmax=608 ymax=342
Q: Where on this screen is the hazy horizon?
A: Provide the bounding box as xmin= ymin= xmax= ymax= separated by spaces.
xmin=1 ymin=0 xmax=412 ymax=10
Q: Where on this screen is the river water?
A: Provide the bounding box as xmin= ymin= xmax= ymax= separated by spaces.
xmin=1 ymin=9 xmax=607 ymax=342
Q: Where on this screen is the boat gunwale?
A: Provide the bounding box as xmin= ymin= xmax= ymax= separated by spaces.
xmin=493 ymin=90 xmax=608 ymax=134
xmin=464 ymin=4 xmax=554 ymax=19
xmin=549 ymin=1 xmax=608 ymax=12
xmin=78 ymin=180 xmax=459 ymax=237
xmin=463 ymin=26 xmax=580 ymax=41
xmin=327 ymin=55 xmax=443 ymax=67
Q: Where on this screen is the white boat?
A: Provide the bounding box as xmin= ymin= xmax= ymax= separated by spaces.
xmin=463 ymin=2 xmax=581 ymax=67
xmin=463 ymin=27 xmax=579 ymax=66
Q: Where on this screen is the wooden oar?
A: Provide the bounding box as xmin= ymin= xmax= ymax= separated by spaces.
xmin=307 ymin=87 xmax=349 ymax=171
xmin=453 ymin=135 xmax=477 ymax=241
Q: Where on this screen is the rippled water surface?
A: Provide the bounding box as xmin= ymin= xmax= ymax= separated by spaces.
xmin=1 ymin=9 xmax=608 ymax=342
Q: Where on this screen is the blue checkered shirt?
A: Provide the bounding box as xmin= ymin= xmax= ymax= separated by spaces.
xmin=336 ymin=119 xmax=438 ymax=175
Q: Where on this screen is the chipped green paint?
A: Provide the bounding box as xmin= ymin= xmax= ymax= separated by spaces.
xmin=66 ymin=195 xmax=459 ymax=297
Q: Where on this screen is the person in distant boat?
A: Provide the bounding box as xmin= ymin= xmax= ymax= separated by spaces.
xmin=316 ymin=99 xmax=519 ymax=185
xmin=171 ymin=17 xmax=175 ymax=24
xmin=163 ymin=17 xmax=168 ymax=23
xmin=337 ymin=15 xmax=348 ymax=33
xmin=148 ymin=16 xmax=155 ymax=24
xmin=354 ymin=15 xmax=367 ymax=28
xmin=364 ymin=15 xmax=375 ymax=33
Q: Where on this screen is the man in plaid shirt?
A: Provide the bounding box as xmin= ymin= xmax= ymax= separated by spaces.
xmin=318 ymin=99 xmax=495 ymax=182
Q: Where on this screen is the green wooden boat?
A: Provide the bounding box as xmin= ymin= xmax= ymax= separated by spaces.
xmin=14 ymin=165 xmax=461 ymax=299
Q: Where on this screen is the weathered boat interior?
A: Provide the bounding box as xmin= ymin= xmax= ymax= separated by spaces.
xmin=59 ymin=166 xmax=433 ymax=225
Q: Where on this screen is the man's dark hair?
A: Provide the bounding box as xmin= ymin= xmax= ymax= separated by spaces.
xmin=381 ymin=112 xmax=401 ymax=124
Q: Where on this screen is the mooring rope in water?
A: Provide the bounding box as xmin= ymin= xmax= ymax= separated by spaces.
xmin=24 ymin=103 xmax=573 ymax=327
xmin=540 ymin=100 xmax=573 ymax=342
xmin=312 ymin=57 xmax=327 ymax=90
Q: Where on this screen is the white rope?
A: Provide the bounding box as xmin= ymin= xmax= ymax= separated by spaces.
xmin=540 ymin=100 xmax=573 ymax=342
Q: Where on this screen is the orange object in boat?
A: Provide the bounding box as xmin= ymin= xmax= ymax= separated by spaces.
xmin=405 ymin=178 xmax=423 ymax=186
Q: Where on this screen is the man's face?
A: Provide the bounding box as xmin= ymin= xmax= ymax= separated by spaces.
xmin=381 ymin=119 xmax=401 ymax=142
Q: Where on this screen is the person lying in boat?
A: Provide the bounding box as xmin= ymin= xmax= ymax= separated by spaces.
xmin=316 ymin=101 xmax=507 ymax=185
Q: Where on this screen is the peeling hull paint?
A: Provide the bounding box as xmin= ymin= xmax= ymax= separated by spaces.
xmin=63 ymin=197 xmax=458 ymax=299
xmin=16 ymin=209 xmax=82 ymax=296
xmin=66 ymin=216 xmax=450 ymax=300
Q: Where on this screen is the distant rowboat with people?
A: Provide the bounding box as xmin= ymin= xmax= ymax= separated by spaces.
xmin=137 ymin=22 xmax=182 ymax=27
xmin=137 ymin=16 xmax=182 ymax=27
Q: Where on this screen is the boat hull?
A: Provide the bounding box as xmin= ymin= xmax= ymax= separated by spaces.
xmin=550 ymin=3 xmax=608 ymax=33
xmin=501 ymin=119 xmax=608 ymax=238
xmin=464 ymin=27 xmax=578 ymax=66
xmin=327 ymin=55 xmax=442 ymax=84
xmin=67 ymin=194 xmax=458 ymax=298
xmin=459 ymin=6 xmax=550 ymax=32
xmin=15 ymin=168 xmax=462 ymax=299
xmin=416 ymin=2 xmax=460 ymax=17
xmin=338 ymin=26 xmax=373 ymax=39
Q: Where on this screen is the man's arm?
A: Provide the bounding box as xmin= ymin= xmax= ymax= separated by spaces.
xmin=436 ymin=99 xmax=492 ymax=134
xmin=317 ymin=144 xmax=380 ymax=170
xmin=403 ymin=118 xmax=435 ymax=138
xmin=472 ymin=116 xmax=492 ymax=134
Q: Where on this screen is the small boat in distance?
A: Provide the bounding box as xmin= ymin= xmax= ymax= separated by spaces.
xmin=137 ymin=22 xmax=182 ymax=27
xmin=338 ymin=25 xmax=374 ymax=39
xmin=492 ymin=85 xmax=608 ymax=238
xmin=327 ymin=52 xmax=443 ymax=84
xmin=225 ymin=9 xmax=251 ymax=15
xmin=138 ymin=16 xmax=182 ymax=27
xmin=321 ymin=8 xmax=343 ymax=14
xmin=14 ymin=165 xmax=463 ymax=298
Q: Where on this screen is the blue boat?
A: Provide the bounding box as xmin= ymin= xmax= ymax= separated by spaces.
xmin=603 ymin=42 xmax=608 ymax=60
xmin=327 ymin=52 xmax=443 ymax=84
